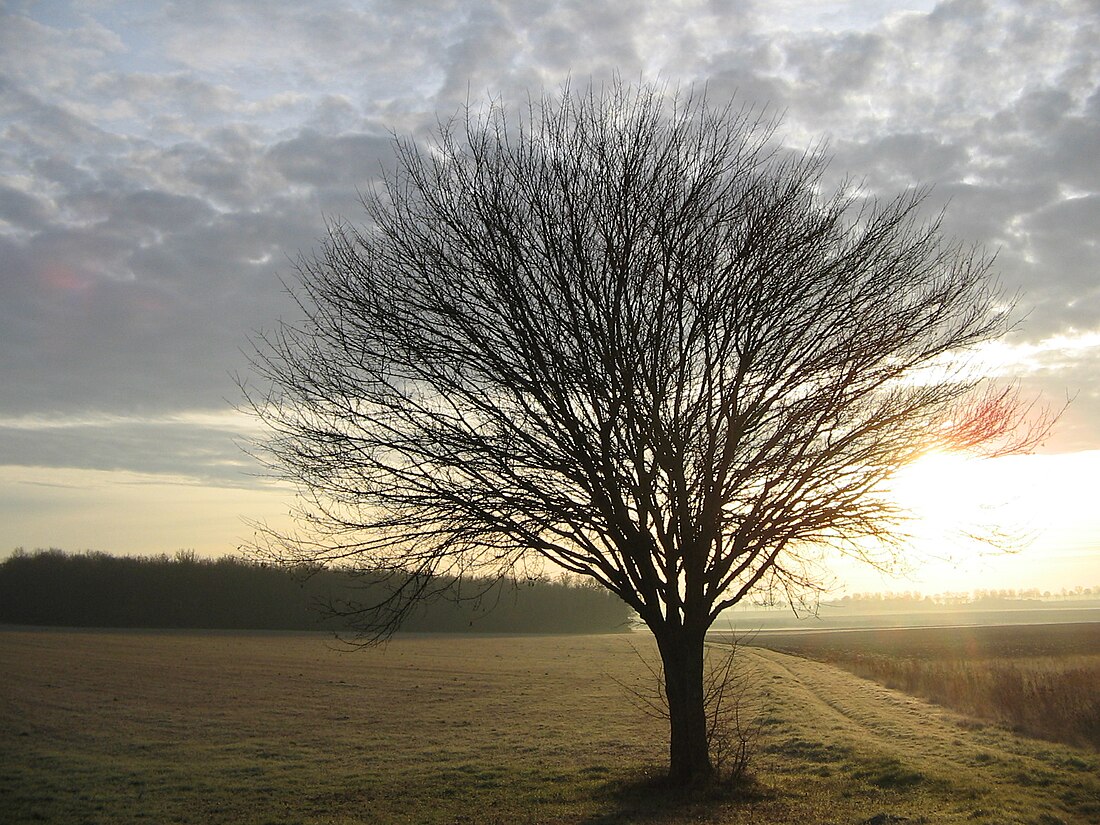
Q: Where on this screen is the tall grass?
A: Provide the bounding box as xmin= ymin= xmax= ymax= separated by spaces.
xmin=823 ymin=653 xmax=1099 ymax=750
xmin=742 ymin=624 xmax=1100 ymax=751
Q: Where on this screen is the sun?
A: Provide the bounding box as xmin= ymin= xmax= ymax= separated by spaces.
xmin=887 ymin=451 xmax=1032 ymax=553
xmin=869 ymin=449 xmax=1100 ymax=594
xmin=891 ymin=451 xmax=975 ymax=521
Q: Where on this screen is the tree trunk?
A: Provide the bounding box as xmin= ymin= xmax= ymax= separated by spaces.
xmin=656 ymin=626 xmax=714 ymax=786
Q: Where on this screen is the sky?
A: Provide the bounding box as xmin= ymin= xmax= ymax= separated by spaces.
xmin=1 ymin=0 xmax=1098 ymax=596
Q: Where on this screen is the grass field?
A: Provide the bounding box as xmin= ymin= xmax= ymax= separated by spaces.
xmin=735 ymin=623 xmax=1100 ymax=750
xmin=2 ymin=628 xmax=1098 ymax=824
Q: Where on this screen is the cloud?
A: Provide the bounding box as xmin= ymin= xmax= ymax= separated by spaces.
xmin=0 ymin=410 xmax=266 ymax=487
xmin=0 ymin=9 xmax=124 ymax=93
xmin=76 ymin=72 xmax=243 ymax=133
xmin=266 ymin=130 xmax=391 ymax=188
xmin=0 ymin=184 xmax=53 ymax=231
xmin=0 ymin=0 xmax=1097 ymax=491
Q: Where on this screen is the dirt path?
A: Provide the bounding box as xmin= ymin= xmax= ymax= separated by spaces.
xmin=746 ymin=645 xmax=979 ymax=761
xmin=731 ymin=644 xmax=1100 ymax=824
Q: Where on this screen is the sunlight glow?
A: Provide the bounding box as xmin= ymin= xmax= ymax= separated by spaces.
xmin=874 ymin=450 xmax=1100 ymax=593
xmin=968 ymin=330 xmax=1100 ymax=376
xmin=889 ymin=451 xmax=991 ymax=535
xmin=0 ymin=466 xmax=295 ymax=560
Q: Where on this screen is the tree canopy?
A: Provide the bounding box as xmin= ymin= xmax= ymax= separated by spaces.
xmin=245 ymin=81 xmax=1048 ymax=784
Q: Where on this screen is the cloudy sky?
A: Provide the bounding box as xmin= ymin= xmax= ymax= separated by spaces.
xmin=1 ymin=0 xmax=1097 ymax=594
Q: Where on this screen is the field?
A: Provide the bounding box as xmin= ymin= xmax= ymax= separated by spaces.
xmin=2 ymin=628 xmax=1098 ymax=824
xmin=733 ymin=622 xmax=1100 ymax=750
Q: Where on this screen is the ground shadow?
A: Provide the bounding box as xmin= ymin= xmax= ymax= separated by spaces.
xmin=580 ymin=767 xmax=772 ymax=824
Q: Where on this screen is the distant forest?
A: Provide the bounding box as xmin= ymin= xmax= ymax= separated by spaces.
xmin=0 ymin=549 xmax=633 ymax=634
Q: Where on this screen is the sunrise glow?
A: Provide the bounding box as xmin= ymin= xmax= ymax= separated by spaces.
xmin=875 ymin=449 xmax=1100 ymax=593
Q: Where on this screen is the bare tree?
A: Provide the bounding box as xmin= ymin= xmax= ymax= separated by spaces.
xmin=613 ymin=636 xmax=762 ymax=784
xmin=244 ymin=81 xmax=1050 ymax=786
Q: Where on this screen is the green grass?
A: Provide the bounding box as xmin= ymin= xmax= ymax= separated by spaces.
xmin=1 ymin=629 xmax=1097 ymax=823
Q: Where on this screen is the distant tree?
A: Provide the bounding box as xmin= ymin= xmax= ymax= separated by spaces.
xmin=243 ymin=81 xmax=1051 ymax=785
xmin=0 ymin=549 xmax=629 ymax=633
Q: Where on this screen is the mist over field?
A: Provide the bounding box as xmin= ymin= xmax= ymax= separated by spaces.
xmin=716 ymin=588 xmax=1100 ymax=631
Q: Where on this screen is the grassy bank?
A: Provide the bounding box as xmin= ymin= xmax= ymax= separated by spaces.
xmin=739 ymin=623 xmax=1100 ymax=750
xmin=1 ymin=629 xmax=1097 ymax=824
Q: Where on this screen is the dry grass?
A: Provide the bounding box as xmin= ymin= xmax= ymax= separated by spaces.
xmin=1 ymin=628 xmax=1097 ymax=824
xmin=837 ymin=654 xmax=1100 ymax=749
xmin=740 ymin=623 xmax=1100 ymax=750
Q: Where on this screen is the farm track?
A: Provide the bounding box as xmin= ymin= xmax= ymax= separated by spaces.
xmin=732 ymin=644 xmax=1100 ymax=824
xmin=745 ymin=645 xmax=960 ymax=749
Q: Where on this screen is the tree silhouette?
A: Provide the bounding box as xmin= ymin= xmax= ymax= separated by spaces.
xmin=244 ymin=81 xmax=1049 ymax=785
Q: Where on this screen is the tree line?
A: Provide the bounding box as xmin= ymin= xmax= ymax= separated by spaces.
xmin=0 ymin=549 xmax=633 ymax=634
xmin=833 ymin=588 xmax=1100 ymax=609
